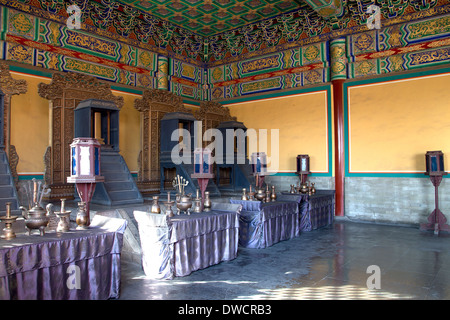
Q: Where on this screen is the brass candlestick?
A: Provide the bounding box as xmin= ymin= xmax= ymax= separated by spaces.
xmin=55 ymin=198 xmax=71 ymax=233
xmin=248 ymin=185 xmax=255 ymax=200
xmin=270 ymin=185 xmax=277 ymax=202
xmin=164 ymin=192 xmax=175 ymax=217
xmin=241 ymin=188 xmax=249 ymax=201
xmin=1 ymin=202 xmax=18 ymax=240
xmin=193 ymin=189 xmax=202 ymax=213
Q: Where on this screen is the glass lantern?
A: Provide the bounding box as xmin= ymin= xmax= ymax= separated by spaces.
xmin=67 ymin=138 xmax=104 ymax=183
xmin=194 ymin=148 xmax=212 ymax=174
xmin=296 ymin=154 xmax=310 ymax=174
xmin=425 ymin=151 xmax=446 ymax=176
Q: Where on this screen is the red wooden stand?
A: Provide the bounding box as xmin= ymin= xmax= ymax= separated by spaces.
xmin=420 ymin=175 xmax=450 ymax=235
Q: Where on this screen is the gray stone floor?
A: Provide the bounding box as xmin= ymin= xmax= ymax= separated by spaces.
xmin=117 ymin=220 xmax=450 ymax=300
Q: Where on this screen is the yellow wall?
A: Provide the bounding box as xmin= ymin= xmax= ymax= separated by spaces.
xmin=348 ymin=73 xmax=450 ymax=173
xmin=113 ymin=90 xmax=141 ymax=173
xmin=9 ymin=77 xmax=144 ymax=176
xmin=226 ymin=90 xmax=331 ymax=174
xmin=10 ymin=72 xmax=51 ymax=175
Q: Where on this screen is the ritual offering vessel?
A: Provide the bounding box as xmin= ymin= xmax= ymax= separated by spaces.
xmin=76 ymin=202 xmax=89 ymax=229
xmin=311 ymin=183 xmax=316 ymax=194
xmin=164 ymin=192 xmax=175 ymax=217
xmin=151 ymin=195 xmax=161 ymax=214
xmin=254 ymin=188 xmax=265 ymax=201
xmin=55 ymin=198 xmax=71 ymax=232
xmin=176 ymin=194 xmax=193 ymax=215
xmin=203 ymin=191 xmax=212 ymax=211
xmin=20 ymin=179 xmax=51 ymax=236
xmin=0 ymin=202 xmax=18 ymax=240
xmin=193 ymin=189 xmax=202 ymax=213
xmin=271 ymin=186 xmax=277 ymax=202
xmin=241 ymin=188 xmax=249 ymax=200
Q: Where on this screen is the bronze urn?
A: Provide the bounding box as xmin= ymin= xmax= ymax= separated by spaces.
xmin=20 ymin=203 xmax=51 ymax=236
xmin=176 ymin=194 xmax=192 ymax=215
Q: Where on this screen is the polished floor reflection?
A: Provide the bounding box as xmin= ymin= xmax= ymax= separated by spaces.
xmin=119 ymin=220 xmax=450 ymax=300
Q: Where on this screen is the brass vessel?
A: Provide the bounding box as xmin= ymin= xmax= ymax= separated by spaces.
xmin=270 ymin=186 xmax=277 ymax=202
xmin=193 ymin=189 xmax=202 ymax=213
xmin=76 ymin=202 xmax=89 ymax=229
xmin=164 ymin=201 xmax=175 ymax=217
xmin=265 ymin=189 xmax=271 ymax=203
xmin=248 ymin=185 xmax=255 ymax=200
xmin=299 ymin=182 xmax=309 ymax=194
xmin=254 ymin=188 xmax=265 ymax=201
xmin=289 ymin=184 xmax=297 ymax=193
xmin=176 ymin=194 xmax=192 ymax=215
xmin=151 ymin=195 xmax=161 ymax=214
xmin=241 ymin=188 xmax=249 ymax=201
xmin=203 ymin=191 xmax=212 ymax=212
xmin=1 ymin=202 xmax=18 ymax=240
xmin=20 ymin=203 xmax=51 ymax=236
xmin=20 ymin=179 xmax=52 ymax=236
xmin=164 ymin=192 xmax=175 ymax=217
xmin=55 ymin=198 xmax=71 ymax=233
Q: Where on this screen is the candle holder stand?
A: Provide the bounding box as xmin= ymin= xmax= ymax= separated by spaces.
xmin=0 ymin=203 xmax=18 ymax=240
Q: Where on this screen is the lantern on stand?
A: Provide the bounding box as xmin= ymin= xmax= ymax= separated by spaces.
xmin=67 ymin=138 xmax=104 ymax=228
xmin=191 ymin=148 xmax=214 ymax=210
xmin=297 ymin=154 xmax=310 ymax=193
xmin=251 ymin=152 xmax=267 ymax=189
xmin=420 ymin=151 xmax=450 ymax=235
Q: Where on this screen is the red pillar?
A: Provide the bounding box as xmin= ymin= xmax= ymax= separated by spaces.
xmin=330 ymin=38 xmax=347 ymax=217
xmin=333 ymin=79 xmax=345 ymax=216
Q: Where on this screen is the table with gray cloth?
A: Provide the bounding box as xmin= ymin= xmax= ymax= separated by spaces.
xmin=229 ymin=199 xmax=299 ymax=249
xmin=0 ymin=215 xmax=127 ymax=300
xmin=134 ymin=202 xmax=242 ymax=280
xmin=279 ymin=190 xmax=335 ymax=231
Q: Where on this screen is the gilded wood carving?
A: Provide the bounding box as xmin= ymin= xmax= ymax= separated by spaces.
xmin=38 ymin=72 xmax=123 ymax=199
xmin=134 ymin=89 xmax=235 ymax=193
xmin=0 ymin=61 xmax=28 ymax=186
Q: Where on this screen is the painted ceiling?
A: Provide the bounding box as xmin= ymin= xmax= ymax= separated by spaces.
xmin=118 ymin=0 xmax=308 ymax=36
xmin=6 ymin=0 xmax=447 ymax=66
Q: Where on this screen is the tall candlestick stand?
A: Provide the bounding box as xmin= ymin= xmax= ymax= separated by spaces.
xmin=420 ymin=151 xmax=450 ymax=235
xmin=420 ymin=175 xmax=450 ymax=235
xmin=1 ymin=202 xmax=17 ymax=240
xmin=67 ymin=138 xmax=104 ymax=229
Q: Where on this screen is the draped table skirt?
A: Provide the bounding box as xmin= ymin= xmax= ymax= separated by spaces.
xmin=0 ymin=215 xmax=127 ymax=300
xmin=134 ymin=203 xmax=242 ymax=280
xmin=230 ymin=200 xmax=299 ymax=249
xmin=279 ymin=190 xmax=335 ymax=231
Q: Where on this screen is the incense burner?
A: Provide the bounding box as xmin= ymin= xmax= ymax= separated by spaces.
xmin=20 ymin=204 xmax=51 ymax=236
xmin=176 ymin=194 xmax=192 ymax=215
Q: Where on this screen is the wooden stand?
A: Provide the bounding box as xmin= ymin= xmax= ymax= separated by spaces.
xmin=420 ymin=175 xmax=450 ymax=235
